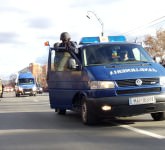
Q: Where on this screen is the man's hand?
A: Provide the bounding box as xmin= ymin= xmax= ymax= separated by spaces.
xmin=65 ymin=41 xmax=72 ymax=50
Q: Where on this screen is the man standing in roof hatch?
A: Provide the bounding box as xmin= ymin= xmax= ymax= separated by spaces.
xmin=54 ymin=32 xmax=78 ymax=54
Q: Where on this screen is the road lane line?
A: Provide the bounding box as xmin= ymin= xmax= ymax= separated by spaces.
xmin=120 ymin=124 xmax=165 ymax=139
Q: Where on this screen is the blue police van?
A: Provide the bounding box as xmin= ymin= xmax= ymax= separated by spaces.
xmin=46 ymin=36 xmax=165 ymax=125
xmin=15 ymin=72 xmax=37 ymax=97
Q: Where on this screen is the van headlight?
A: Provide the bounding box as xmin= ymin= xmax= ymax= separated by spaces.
xmin=160 ymin=77 xmax=165 ymax=86
xmin=32 ymin=86 xmax=37 ymax=91
xmin=89 ymin=81 xmax=115 ymax=89
xmin=18 ymin=87 xmax=23 ymax=91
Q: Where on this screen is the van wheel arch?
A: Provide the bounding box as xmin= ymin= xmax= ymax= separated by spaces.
xmin=72 ymin=92 xmax=87 ymax=107
xmin=151 ymin=112 xmax=165 ymax=121
xmin=81 ymin=96 xmax=98 ymax=125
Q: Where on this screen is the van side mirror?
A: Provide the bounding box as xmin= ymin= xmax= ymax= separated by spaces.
xmin=68 ymin=58 xmax=77 ymax=69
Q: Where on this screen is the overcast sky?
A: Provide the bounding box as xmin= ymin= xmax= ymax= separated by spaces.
xmin=0 ymin=0 xmax=165 ymax=79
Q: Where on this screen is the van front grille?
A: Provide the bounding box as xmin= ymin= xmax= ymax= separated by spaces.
xmin=117 ymin=87 xmax=161 ymax=95
xmin=116 ymin=78 xmax=159 ymax=87
xmin=23 ymin=89 xmax=32 ymax=92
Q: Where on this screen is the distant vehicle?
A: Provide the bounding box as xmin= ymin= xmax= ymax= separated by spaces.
xmin=15 ymin=72 xmax=37 ymax=97
xmin=36 ymin=83 xmax=43 ymax=94
xmin=42 ymin=86 xmax=48 ymax=92
xmin=47 ymin=35 xmax=165 ymax=125
xmin=0 ymin=79 xmax=3 ymax=98
xmin=4 ymin=86 xmax=14 ymax=92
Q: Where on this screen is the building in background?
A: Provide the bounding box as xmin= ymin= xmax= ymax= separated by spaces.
xmin=29 ymin=63 xmax=47 ymax=89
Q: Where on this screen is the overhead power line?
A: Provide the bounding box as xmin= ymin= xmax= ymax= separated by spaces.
xmin=122 ymin=16 xmax=165 ymax=35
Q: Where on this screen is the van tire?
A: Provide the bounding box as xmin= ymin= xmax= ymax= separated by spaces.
xmin=16 ymin=94 xmax=20 ymax=97
xmin=81 ymin=98 xmax=97 ymax=125
xmin=57 ymin=109 xmax=66 ymax=115
xmin=151 ymin=112 xmax=165 ymax=121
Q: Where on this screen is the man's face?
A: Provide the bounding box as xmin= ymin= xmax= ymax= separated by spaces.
xmin=63 ymin=39 xmax=69 ymax=43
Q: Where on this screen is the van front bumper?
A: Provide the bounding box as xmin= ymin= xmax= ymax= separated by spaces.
xmin=86 ymin=93 xmax=165 ymax=118
xmin=16 ymin=89 xmax=36 ymax=95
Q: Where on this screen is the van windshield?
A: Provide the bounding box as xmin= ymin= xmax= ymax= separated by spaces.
xmin=19 ymin=78 xmax=35 ymax=84
xmin=83 ymin=44 xmax=154 ymax=66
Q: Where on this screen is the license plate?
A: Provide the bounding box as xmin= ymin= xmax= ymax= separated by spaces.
xmin=129 ymin=96 xmax=156 ymax=105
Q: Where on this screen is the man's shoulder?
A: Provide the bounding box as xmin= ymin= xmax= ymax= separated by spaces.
xmin=70 ymin=41 xmax=78 ymax=47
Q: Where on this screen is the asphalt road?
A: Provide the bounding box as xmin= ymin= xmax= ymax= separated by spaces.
xmin=0 ymin=92 xmax=165 ymax=150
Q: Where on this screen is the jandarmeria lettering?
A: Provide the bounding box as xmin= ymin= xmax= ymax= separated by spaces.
xmin=110 ymin=68 xmax=157 ymax=75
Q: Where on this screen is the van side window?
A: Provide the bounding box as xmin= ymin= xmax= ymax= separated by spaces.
xmin=132 ymin=48 xmax=141 ymax=60
xmin=132 ymin=48 xmax=147 ymax=61
xmin=51 ymin=50 xmax=55 ymax=71
xmin=53 ymin=51 xmax=73 ymax=71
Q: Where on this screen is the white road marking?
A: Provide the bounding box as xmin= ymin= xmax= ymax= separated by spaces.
xmin=33 ymin=99 xmax=39 ymax=102
xmin=0 ymin=129 xmax=51 ymax=135
xmin=120 ymin=124 xmax=165 ymax=139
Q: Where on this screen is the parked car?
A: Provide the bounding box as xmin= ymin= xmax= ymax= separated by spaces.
xmin=4 ymin=86 xmax=14 ymax=92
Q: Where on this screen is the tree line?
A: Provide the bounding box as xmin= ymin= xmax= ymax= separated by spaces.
xmin=144 ymin=28 xmax=165 ymax=59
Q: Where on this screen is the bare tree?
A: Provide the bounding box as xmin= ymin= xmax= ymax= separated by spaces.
xmin=144 ymin=28 xmax=165 ymax=57
xmin=9 ymin=73 xmax=17 ymax=87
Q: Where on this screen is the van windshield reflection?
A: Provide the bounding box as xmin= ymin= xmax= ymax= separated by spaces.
xmin=83 ymin=44 xmax=153 ymax=66
xmin=19 ymin=78 xmax=35 ymax=84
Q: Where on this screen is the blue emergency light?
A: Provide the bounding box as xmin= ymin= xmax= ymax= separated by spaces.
xmin=108 ymin=36 xmax=126 ymax=42
xmin=79 ymin=35 xmax=126 ymax=45
xmin=79 ymin=37 xmax=100 ymax=44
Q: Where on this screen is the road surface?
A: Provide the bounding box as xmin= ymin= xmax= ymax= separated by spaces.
xmin=0 ymin=92 xmax=165 ymax=150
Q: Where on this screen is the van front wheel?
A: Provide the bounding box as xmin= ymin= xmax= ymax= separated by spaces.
xmin=151 ymin=112 xmax=165 ymax=121
xmin=81 ymin=99 xmax=97 ymax=125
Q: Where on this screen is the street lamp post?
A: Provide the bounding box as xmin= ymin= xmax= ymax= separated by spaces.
xmin=86 ymin=11 xmax=104 ymax=36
